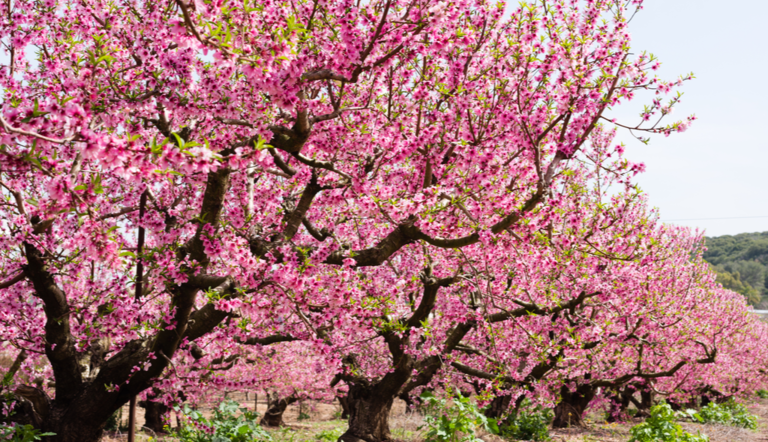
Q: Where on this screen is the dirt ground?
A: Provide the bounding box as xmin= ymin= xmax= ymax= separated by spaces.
xmin=103 ymin=393 xmax=768 ymax=442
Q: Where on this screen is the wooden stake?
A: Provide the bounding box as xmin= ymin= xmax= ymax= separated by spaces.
xmin=128 ymin=191 xmax=148 ymax=442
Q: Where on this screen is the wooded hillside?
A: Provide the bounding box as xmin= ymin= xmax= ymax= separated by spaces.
xmin=704 ymin=232 xmax=768 ymax=306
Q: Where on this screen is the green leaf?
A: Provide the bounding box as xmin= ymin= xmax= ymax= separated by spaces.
xmin=96 ymin=54 xmax=114 ymax=65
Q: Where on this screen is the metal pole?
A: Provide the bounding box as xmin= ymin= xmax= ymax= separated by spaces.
xmin=128 ymin=191 xmax=148 ymax=442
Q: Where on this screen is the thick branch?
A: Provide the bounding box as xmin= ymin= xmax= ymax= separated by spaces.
xmin=23 ymin=241 xmax=82 ymax=402
xmin=488 ymin=291 xmax=600 ymax=323
xmin=239 ymin=334 xmax=298 ymax=346
xmin=405 ymin=275 xmax=454 ymax=329
xmin=0 ymin=271 xmax=25 ymax=289
xmin=282 ymin=173 xmax=322 ymax=240
xmin=184 ymin=167 xmax=232 ymax=266
xmin=0 ymin=349 xmax=27 ymax=393
xmin=324 ymin=221 xmax=416 ymax=267
xmin=450 ymin=361 xmax=511 ymax=383
xmin=268 ymin=148 xmax=297 ymax=177
xmin=292 ymin=152 xmax=352 ymax=180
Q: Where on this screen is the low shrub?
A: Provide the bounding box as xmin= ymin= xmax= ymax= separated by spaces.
xmin=756 ymin=389 xmax=768 ymax=399
xmin=420 ymin=391 xmax=498 ymax=442
xmin=0 ymin=423 xmax=55 ymax=442
xmin=629 ymin=401 xmax=708 ymax=442
xmin=498 ymin=400 xmax=552 ymax=441
xmin=697 ymin=399 xmax=757 ymax=430
xmin=177 ymin=400 xmax=272 ymax=442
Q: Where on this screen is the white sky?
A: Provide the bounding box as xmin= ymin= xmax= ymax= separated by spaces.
xmin=610 ymin=0 xmax=768 ymax=237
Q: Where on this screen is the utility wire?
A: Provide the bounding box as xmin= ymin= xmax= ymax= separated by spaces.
xmin=662 ymin=216 xmax=768 ymax=222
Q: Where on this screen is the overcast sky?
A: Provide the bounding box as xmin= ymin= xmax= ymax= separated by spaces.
xmin=608 ymin=0 xmax=768 ymax=237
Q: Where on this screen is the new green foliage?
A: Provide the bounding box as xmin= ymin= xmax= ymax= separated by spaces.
xmin=0 ymin=424 xmax=55 ymax=442
xmin=629 ymin=402 xmax=708 ymax=442
xmin=498 ymin=399 xmax=552 ymax=441
xmin=420 ymin=391 xmax=499 ymax=442
xmin=177 ymin=400 xmax=272 ymax=442
xmin=697 ymin=399 xmax=757 ymax=430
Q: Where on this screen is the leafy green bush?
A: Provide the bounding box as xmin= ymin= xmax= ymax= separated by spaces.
xmin=498 ymin=401 xmax=552 ymax=441
xmin=177 ymin=400 xmax=272 ymax=442
xmin=756 ymin=389 xmax=768 ymax=399
xmin=420 ymin=391 xmax=498 ymax=442
xmin=698 ymin=399 xmax=757 ymax=430
xmin=0 ymin=423 xmax=55 ymax=442
xmin=629 ymin=402 xmax=708 ymax=442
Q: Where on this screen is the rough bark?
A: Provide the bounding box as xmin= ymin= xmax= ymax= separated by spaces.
xmin=339 ymin=382 xmax=398 ymax=442
xmin=398 ymin=392 xmax=418 ymax=414
xmin=338 ymin=395 xmax=350 ymax=420
xmin=552 ymin=384 xmax=596 ymax=428
xmin=260 ymin=394 xmax=299 ymax=427
xmin=634 ymin=389 xmax=653 ymax=418
xmin=139 ymin=399 xmax=170 ymax=434
xmin=606 ymin=388 xmax=633 ymax=423
xmin=484 ymin=394 xmax=513 ymax=419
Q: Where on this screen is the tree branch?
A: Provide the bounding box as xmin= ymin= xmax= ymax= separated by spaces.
xmin=0 ymin=271 xmax=25 ymax=289
xmin=23 ymin=241 xmax=82 ymax=402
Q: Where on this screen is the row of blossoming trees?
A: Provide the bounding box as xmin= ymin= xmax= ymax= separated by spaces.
xmin=0 ymin=0 xmax=766 ymax=440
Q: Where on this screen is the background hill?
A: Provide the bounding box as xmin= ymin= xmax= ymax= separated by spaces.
xmin=704 ymin=231 xmax=768 ymax=306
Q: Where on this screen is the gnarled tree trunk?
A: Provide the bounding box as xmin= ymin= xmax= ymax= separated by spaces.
xmin=260 ymin=393 xmax=299 ymax=427
xmin=340 ymin=382 xmax=397 ymax=442
xmin=633 ymin=389 xmax=654 ymax=418
xmin=11 ymin=392 xmax=124 ymax=442
xmin=338 ymin=394 xmax=350 ymax=420
xmin=139 ymin=399 xmax=170 ymax=434
xmin=606 ymin=388 xmax=633 ymax=423
xmin=552 ymin=384 xmax=596 ymax=428
xmin=484 ymin=394 xmax=513 ymax=419
xmin=700 ymin=387 xmax=729 ymax=407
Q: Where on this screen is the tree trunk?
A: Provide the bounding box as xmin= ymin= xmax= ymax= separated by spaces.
xmin=260 ymin=394 xmax=298 ymax=427
xmin=338 ymin=394 xmax=350 ymax=420
xmin=13 ymin=401 xmax=113 ymax=442
xmin=606 ymin=388 xmax=632 ymax=423
xmin=339 ymin=382 xmax=396 ymax=442
xmin=634 ymin=389 xmax=653 ymax=418
xmin=552 ymin=384 xmax=596 ymax=428
xmin=139 ymin=399 xmax=170 ymax=434
xmin=398 ymin=392 xmax=419 ymax=414
xmin=484 ymin=394 xmax=512 ymax=419
xmin=668 ymin=396 xmax=697 ymax=412
xmin=701 ymin=387 xmax=728 ymax=407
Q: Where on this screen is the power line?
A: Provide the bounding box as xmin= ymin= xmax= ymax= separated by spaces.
xmin=662 ymin=216 xmax=768 ymax=222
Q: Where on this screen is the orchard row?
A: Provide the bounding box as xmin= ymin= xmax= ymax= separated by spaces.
xmin=0 ymin=0 xmax=762 ymax=441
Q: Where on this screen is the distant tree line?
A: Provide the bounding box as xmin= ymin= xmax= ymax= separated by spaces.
xmin=704 ymin=232 xmax=768 ymax=306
